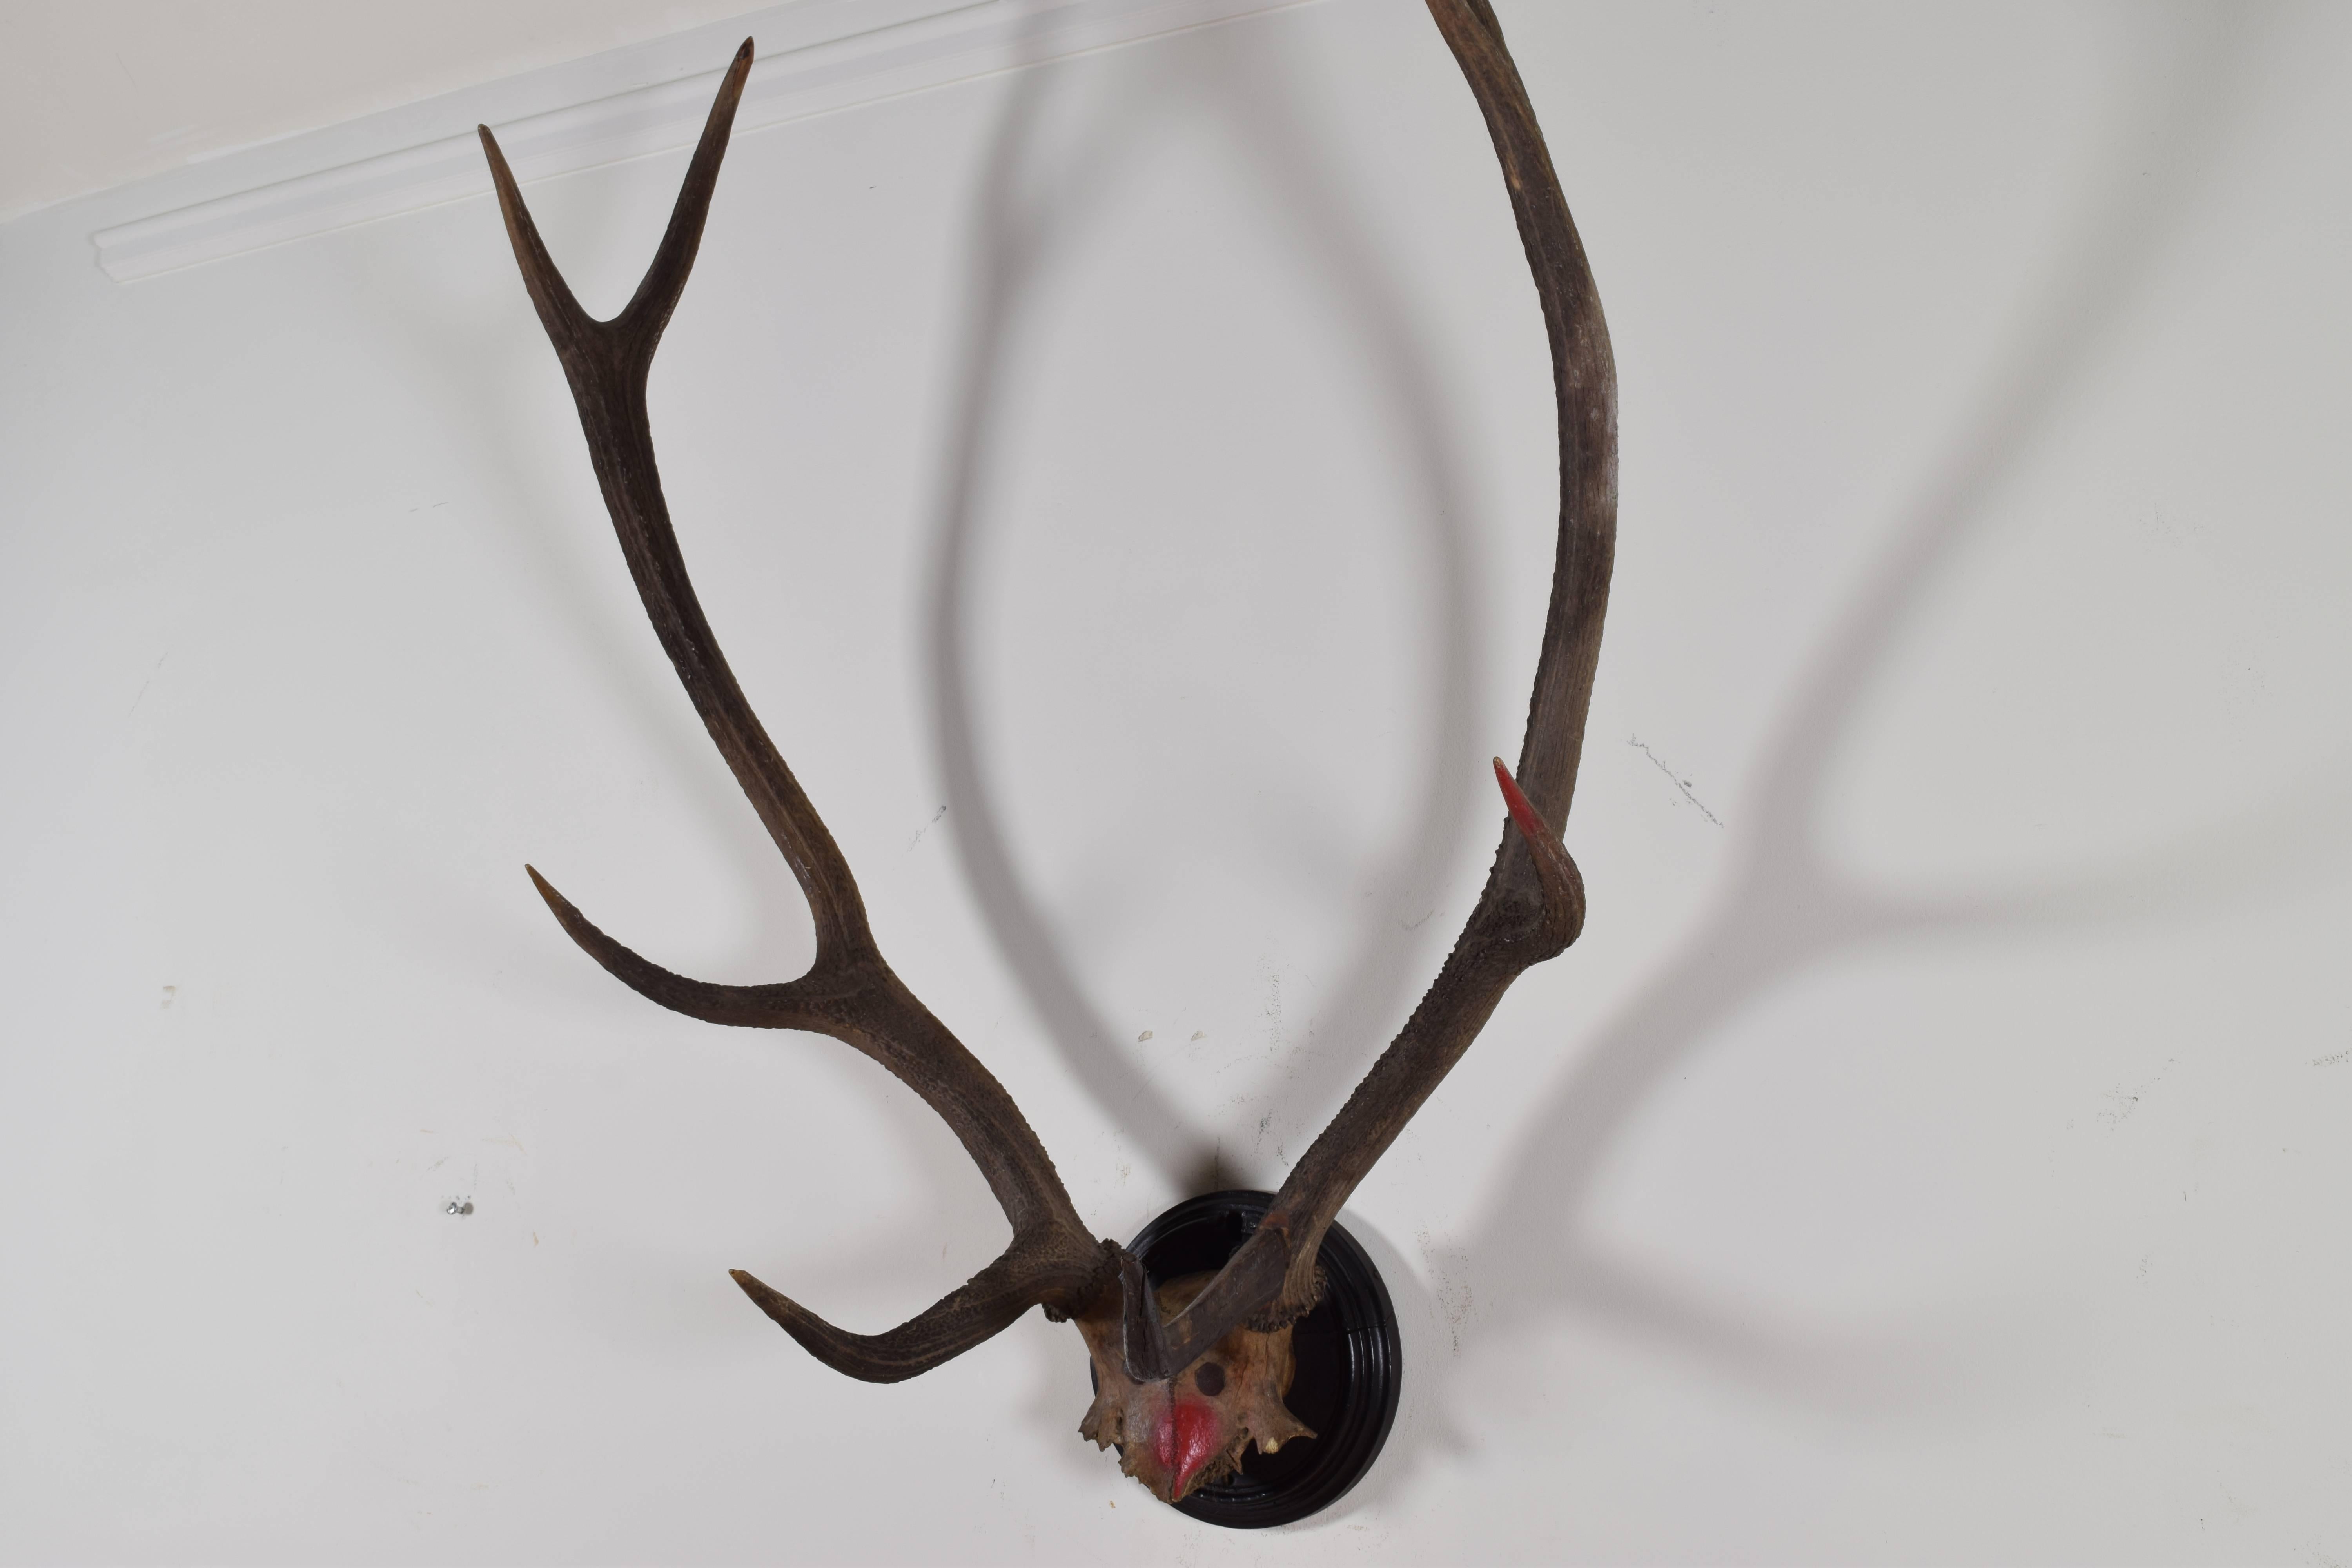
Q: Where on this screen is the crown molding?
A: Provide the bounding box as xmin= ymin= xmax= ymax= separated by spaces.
xmin=89 ymin=0 xmax=1315 ymax=283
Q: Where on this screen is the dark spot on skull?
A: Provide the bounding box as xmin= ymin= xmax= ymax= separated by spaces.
xmin=1194 ymin=1360 xmax=1226 ymax=1397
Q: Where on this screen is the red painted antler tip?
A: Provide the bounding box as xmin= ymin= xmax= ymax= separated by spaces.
xmin=1491 ymin=757 xmax=1551 ymax=844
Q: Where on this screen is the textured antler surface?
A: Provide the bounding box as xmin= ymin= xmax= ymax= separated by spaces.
xmin=480 ymin=42 xmax=1112 ymax=1383
xmin=482 ymin=0 xmax=1613 ymax=1503
xmin=1136 ymin=0 xmax=1616 ymax=1379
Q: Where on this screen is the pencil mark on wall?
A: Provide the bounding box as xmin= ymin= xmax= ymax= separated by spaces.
xmin=2099 ymin=1058 xmax=2177 ymax=1129
xmin=1630 ymin=734 xmax=1723 ymax=827
xmin=127 ymin=653 xmax=166 ymax=717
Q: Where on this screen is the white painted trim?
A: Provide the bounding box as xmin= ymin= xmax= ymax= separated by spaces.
xmin=90 ymin=0 xmax=1316 ymax=283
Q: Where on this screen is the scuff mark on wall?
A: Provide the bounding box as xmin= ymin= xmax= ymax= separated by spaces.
xmin=1630 ymin=733 xmax=1724 ymax=827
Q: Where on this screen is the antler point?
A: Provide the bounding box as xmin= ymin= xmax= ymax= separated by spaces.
xmin=1492 ymin=756 xmax=1544 ymax=835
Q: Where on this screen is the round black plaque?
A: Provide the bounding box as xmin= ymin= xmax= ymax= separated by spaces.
xmin=1119 ymin=1190 xmax=1401 ymax=1529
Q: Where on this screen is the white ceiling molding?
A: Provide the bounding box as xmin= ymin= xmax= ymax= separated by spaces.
xmin=90 ymin=0 xmax=1314 ymax=283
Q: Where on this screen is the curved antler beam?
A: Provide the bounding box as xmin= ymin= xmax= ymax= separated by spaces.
xmin=480 ymin=0 xmax=1614 ymax=1508
xmin=483 ymin=40 xmax=1113 ymax=1355
xmin=1143 ymin=0 xmax=1615 ymax=1374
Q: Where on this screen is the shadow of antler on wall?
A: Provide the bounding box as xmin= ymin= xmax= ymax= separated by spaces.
xmin=1448 ymin=2 xmax=2305 ymax=1437
xmin=919 ymin=0 xmax=2327 ymax=1489
xmin=923 ymin=16 xmax=1485 ymax=1197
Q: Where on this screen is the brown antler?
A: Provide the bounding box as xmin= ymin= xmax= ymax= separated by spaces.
xmin=481 ymin=0 xmax=1612 ymax=1499
xmin=479 ymin=42 xmax=1112 ymax=1383
xmin=1132 ymin=0 xmax=1614 ymax=1380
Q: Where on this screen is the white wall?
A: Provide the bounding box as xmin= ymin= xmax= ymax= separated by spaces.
xmin=5 ymin=1 xmax=2351 ymax=1560
xmin=0 ymin=0 xmax=783 ymax=222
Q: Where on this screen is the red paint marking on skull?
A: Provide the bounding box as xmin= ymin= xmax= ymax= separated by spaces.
xmin=1154 ymin=1400 xmax=1225 ymax=1498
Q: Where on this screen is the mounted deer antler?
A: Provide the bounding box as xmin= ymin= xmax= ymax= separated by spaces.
xmin=478 ymin=0 xmax=1611 ymax=1506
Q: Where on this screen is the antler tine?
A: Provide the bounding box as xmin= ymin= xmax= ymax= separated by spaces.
xmin=1131 ymin=0 xmax=1614 ymax=1381
xmin=612 ymin=39 xmax=754 ymax=352
xmin=486 ymin=42 xmax=1112 ymax=1374
xmin=729 ymin=1225 xmax=1113 ymax=1385
xmin=480 ymin=41 xmax=874 ymax=968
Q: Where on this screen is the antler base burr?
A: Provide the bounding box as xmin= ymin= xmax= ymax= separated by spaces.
xmin=1115 ymin=1192 xmax=1403 ymax=1528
